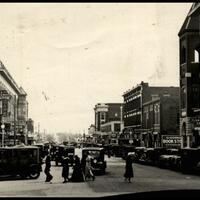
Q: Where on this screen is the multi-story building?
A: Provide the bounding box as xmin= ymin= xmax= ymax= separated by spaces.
xmin=179 ymin=3 xmax=200 ymax=148
xmin=94 ymin=103 xmax=123 ymax=144
xmin=121 ymin=81 xmax=179 ymax=147
xmin=142 ymin=92 xmax=179 ymax=148
xmin=0 ymin=60 xmax=33 ymax=146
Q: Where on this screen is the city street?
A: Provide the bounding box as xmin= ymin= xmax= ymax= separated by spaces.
xmin=0 ymin=148 xmax=200 ymax=197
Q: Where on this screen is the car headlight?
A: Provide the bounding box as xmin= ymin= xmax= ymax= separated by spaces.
xmin=93 ymin=159 xmax=97 ymax=164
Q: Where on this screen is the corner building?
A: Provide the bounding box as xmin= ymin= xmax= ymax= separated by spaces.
xmin=178 ymin=3 xmax=200 ymax=148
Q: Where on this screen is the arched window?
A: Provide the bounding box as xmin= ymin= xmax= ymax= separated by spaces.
xmin=194 ymin=49 xmax=200 ymax=62
xmin=193 ymin=44 xmax=200 ymax=63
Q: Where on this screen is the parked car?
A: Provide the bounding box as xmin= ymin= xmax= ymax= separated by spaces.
xmin=180 ymin=147 xmax=200 ymax=174
xmin=134 ymin=147 xmax=146 ymax=162
xmin=0 ymin=145 xmax=41 ymax=179
xmin=158 ymin=148 xmax=180 ymax=169
xmin=82 ymin=147 xmax=107 ymax=174
xmin=139 ymin=148 xmax=155 ymax=165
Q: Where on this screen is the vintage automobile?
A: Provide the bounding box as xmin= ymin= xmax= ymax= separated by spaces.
xmin=134 ymin=147 xmax=147 ymax=162
xmin=52 ymin=145 xmax=75 ymax=166
xmin=82 ymin=147 xmax=107 ymax=174
xmin=180 ymin=147 xmax=200 ymax=174
xmin=33 ymin=143 xmax=49 ymax=159
xmin=138 ymin=148 xmax=155 ymax=165
xmin=0 ymin=145 xmax=41 ymax=179
xmin=111 ymin=144 xmax=123 ymax=157
xmin=158 ymin=148 xmax=180 ymax=169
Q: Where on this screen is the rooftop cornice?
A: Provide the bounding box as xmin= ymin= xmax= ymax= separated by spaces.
xmin=0 ymin=61 xmax=21 ymax=95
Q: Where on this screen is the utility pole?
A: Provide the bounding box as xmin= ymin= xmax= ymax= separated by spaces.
xmin=1 ymin=117 xmax=5 ymax=147
xmin=14 ymin=95 xmax=17 ymax=146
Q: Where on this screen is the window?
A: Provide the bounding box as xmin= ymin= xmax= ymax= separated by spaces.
xmin=194 ymin=50 xmax=199 ymax=62
xmin=194 ymin=45 xmax=200 ymax=63
xmin=181 ymin=46 xmax=186 ymax=64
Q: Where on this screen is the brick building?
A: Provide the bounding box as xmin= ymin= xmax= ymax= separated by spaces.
xmin=120 ymin=81 xmax=179 ymax=147
xmin=179 ymin=3 xmax=200 ymax=148
xmin=142 ymin=93 xmax=179 ymax=148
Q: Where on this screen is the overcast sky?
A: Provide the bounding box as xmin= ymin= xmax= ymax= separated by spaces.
xmin=0 ymin=3 xmax=192 ymax=134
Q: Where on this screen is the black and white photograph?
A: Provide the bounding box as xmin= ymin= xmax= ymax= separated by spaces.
xmin=0 ymin=2 xmax=199 ymax=198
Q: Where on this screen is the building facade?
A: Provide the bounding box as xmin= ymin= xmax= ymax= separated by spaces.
xmin=94 ymin=103 xmax=123 ymax=144
xmin=0 ymin=61 xmax=33 ymax=146
xmin=179 ymin=3 xmax=200 ymax=148
xmin=121 ymin=81 xmax=179 ymax=147
xmin=142 ymin=93 xmax=179 ymax=148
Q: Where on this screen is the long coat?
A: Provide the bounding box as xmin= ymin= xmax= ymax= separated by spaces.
xmin=62 ymin=157 xmax=69 ymax=178
xmin=44 ymin=155 xmax=51 ymax=174
xmin=71 ymin=156 xmax=85 ymax=182
xmin=124 ymin=156 xmax=134 ymax=178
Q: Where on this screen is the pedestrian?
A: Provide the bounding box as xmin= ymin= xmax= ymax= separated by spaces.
xmin=81 ymin=153 xmax=87 ymax=176
xmin=124 ymin=154 xmax=134 ymax=183
xmin=44 ymin=154 xmax=53 ymax=183
xmin=62 ymin=155 xmax=70 ymax=183
xmin=70 ymin=155 xmax=85 ymax=182
xmin=85 ymin=152 xmax=95 ymax=181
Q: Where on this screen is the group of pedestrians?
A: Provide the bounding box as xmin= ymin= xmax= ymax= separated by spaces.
xmin=44 ymin=151 xmax=134 ymax=184
xmin=44 ymin=152 xmax=95 ymax=183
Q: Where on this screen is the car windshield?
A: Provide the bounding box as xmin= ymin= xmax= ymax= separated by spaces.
xmin=85 ymin=150 xmax=100 ymax=158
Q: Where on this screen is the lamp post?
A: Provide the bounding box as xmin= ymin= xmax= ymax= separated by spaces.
xmin=14 ymin=95 xmax=17 ymax=146
xmin=1 ymin=119 xmax=5 ymax=147
xmin=129 ymin=131 xmax=133 ymax=145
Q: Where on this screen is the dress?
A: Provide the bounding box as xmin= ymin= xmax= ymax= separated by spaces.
xmin=81 ymin=155 xmax=87 ymax=175
xmin=124 ymin=156 xmax=134 ymax=178
xmin=62 ymin=157 xmax=69 ymax=180
xmin=71 ymin=156 xmax=85 ymax=182
xmin=85 ymin=155 xmax=94 ymax=180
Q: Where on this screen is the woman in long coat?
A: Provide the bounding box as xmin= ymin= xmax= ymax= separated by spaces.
xmin=124 ymin=154 xmax=134 ymax=183
xmin=70 ymin=155 xmax=85 ymax=182
xmin=62 ymin=156 xmax=70 ymax=183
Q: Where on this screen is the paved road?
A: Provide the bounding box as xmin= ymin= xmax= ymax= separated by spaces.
xmin=0 ymin=148 xmax=200 ymax=197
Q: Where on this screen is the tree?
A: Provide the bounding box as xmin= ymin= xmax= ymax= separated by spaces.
xmin=56 ymin=133 xmax=69 ymax=144
xmin=45 ymin=133 xmax=55 ymax=143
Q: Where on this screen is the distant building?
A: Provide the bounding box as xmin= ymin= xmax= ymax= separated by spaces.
xmin=27 ymin=118 xmax=34 ymax=133
xmin=178 ymin=3 xmax=200 ymax=148
xmin=121 ymin=81 xmax=179 ymax=147
xmin=27 ymin=118 xmax=35 ymax=145
xmin=94 ymin=103 xmax=123 ymax=144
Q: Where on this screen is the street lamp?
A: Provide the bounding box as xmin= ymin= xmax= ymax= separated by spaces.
xmin=1 ymin=121 xmax=5 ymax=147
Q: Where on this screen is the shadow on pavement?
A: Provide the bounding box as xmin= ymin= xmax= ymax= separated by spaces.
xmin=0 ymin=175 xmax=28 ymax=182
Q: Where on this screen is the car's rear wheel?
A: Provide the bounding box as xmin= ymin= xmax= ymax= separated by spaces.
xmin=29 ymin=166 xmax=40 ymax=179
